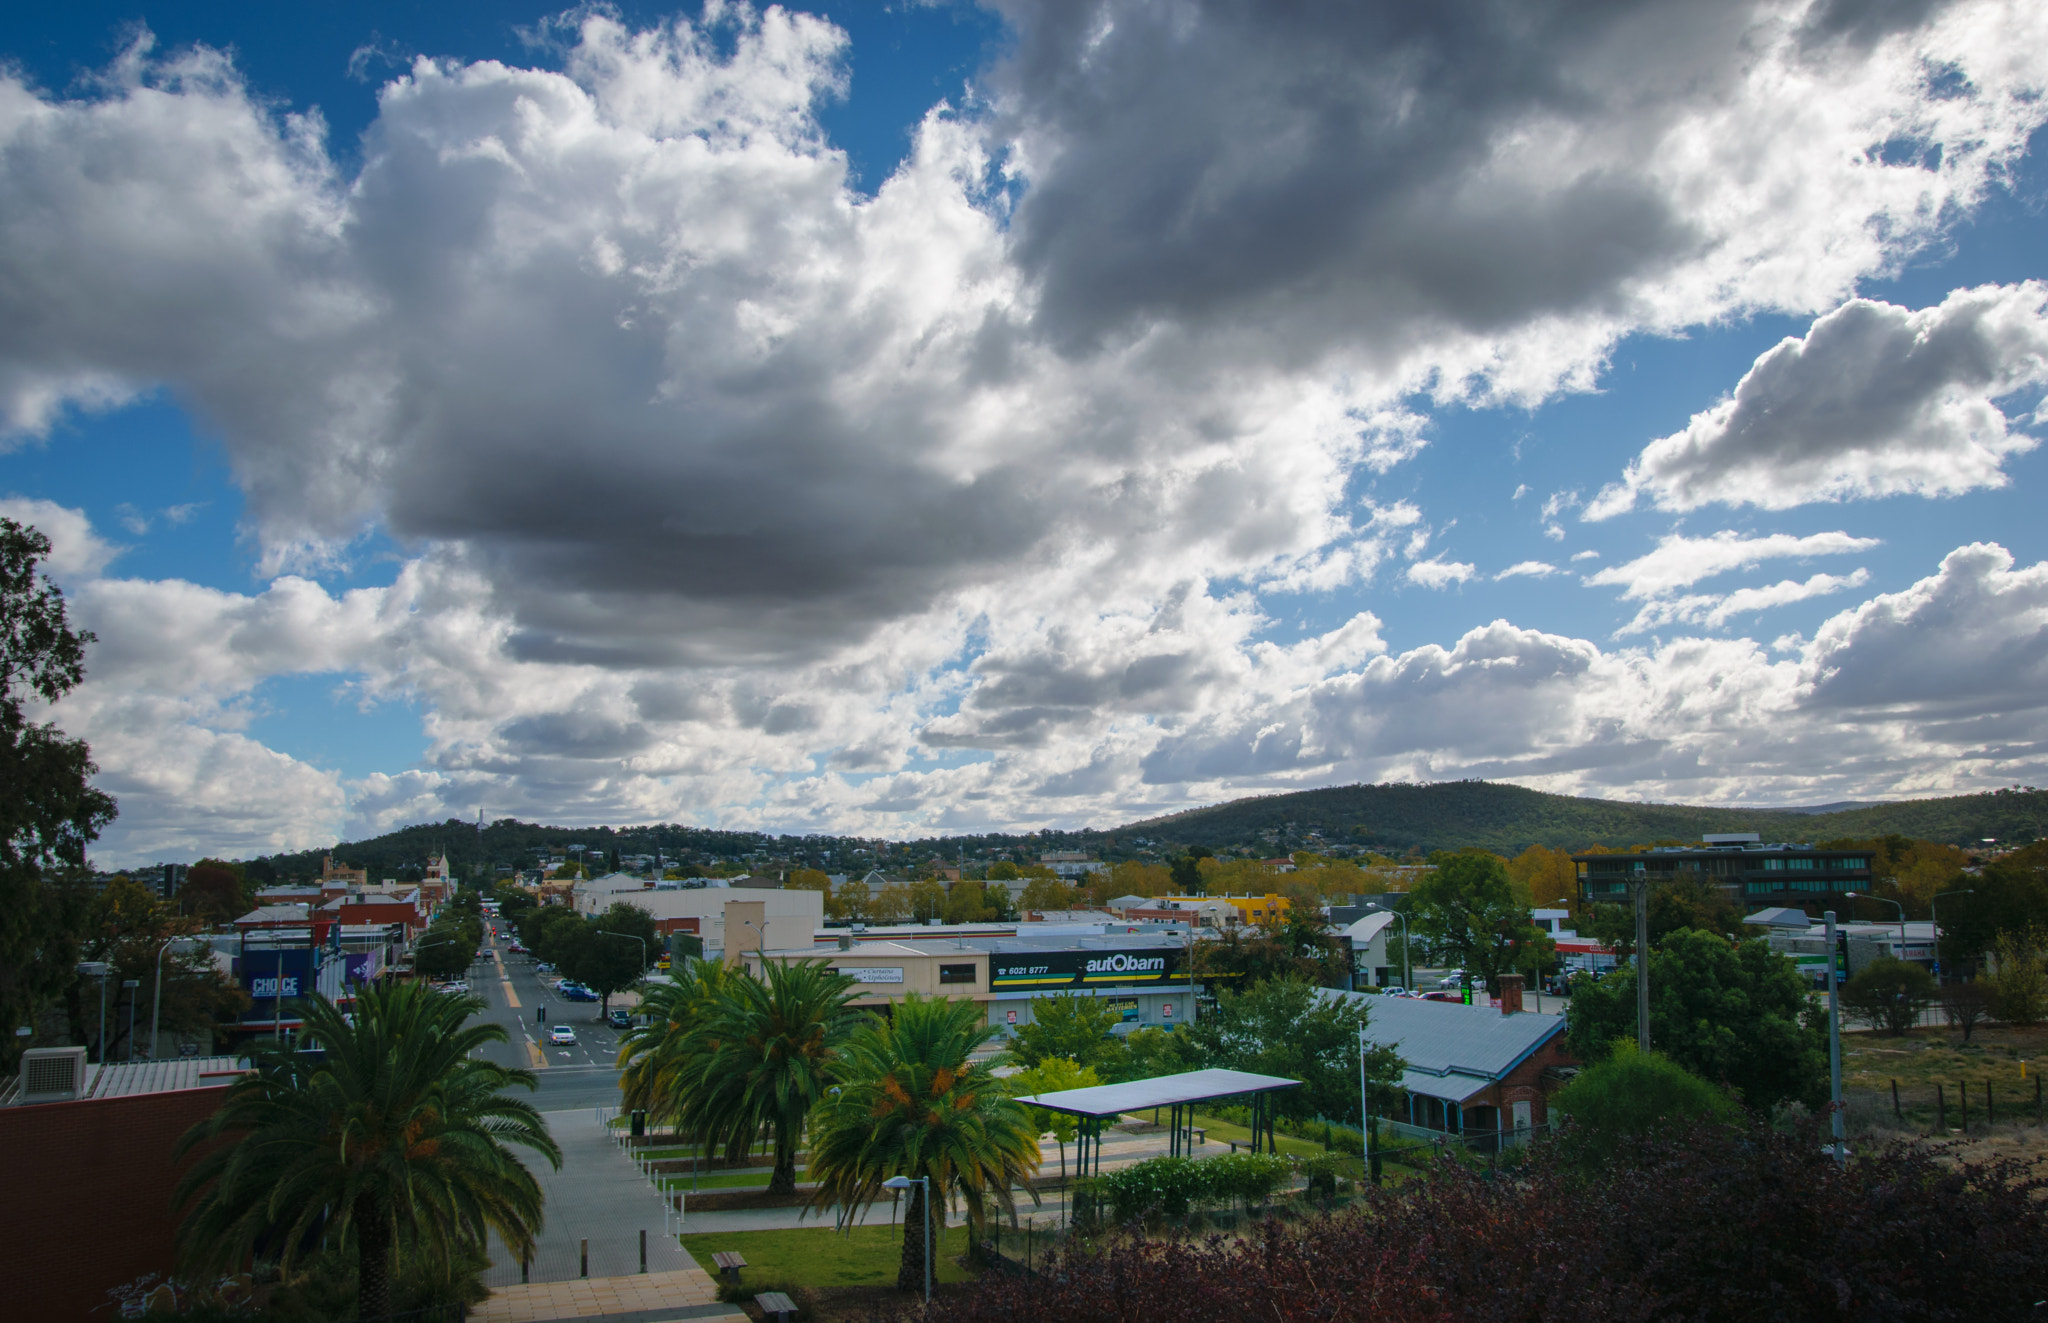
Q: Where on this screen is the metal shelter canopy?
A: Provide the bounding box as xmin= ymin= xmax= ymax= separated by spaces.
xmin=1014 ymin=1068 xmax=1302 ymax=1175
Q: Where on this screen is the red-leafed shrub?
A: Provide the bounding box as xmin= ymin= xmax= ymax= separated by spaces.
xmin=924 ymin=1121 xmax=2048 ymax=1322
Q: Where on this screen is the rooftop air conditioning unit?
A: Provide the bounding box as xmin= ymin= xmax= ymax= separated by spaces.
xmin=18 ymin=1046 xmax=93 ymax=1105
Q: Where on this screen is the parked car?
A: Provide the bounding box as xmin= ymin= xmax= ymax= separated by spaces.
xmin=546 ymin=1025 xmax=576 ymax=1046
xmin=607 ymin=1009 xmax=632 ymax=1030
xmin=562 ymin=985 xmax=600 ymax=1003
xmin=507 ymin=943 xmax=528 ymax=955
xmin=430 ymin=981 xmax=470 ymax=994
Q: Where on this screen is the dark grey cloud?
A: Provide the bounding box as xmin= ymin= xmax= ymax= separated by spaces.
xmin=988 ymin=0 xmax=1778 ymax=359
xmin=497 ymin=711 xmax=653 ymax=758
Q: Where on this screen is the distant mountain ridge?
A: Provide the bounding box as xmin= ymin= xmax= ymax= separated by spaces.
xmin=234 ymin=781 xmax=2048 ymax=877
xmin=1119 ymin=781 xmax=2048 ymax=855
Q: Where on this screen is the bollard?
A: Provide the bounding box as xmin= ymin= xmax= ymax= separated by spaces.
xmin=1986 ymin=1079 xmax=1994 ymax=1128
xmin=640 ymin=1228 xmax=647 ymax=1274
xmin=1937 ymin=1083 xmax=1946 ymax=1133
xmin=1961 ymin=1081 xmax=1969 ymax=1133
xmin=580 ymin=1238 xmax=588 ymax=1279
xmin=521 ymin=1254 xmax=529 ymax=1285
xmin=1891 ymin=1078 xmax=1900 ymax=1120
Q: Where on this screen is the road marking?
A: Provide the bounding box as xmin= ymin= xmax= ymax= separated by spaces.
xmin=500 ymin=978 xmax=520 ymax=1008
xmin=527 ymin=1039 xmax=547 ymax=1069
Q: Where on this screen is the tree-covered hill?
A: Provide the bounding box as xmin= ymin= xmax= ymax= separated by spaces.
xmin=1116 ymin=780 xmax=2048 ymax=856
xmin=232 ymin=781 xmax=2048 ymax=881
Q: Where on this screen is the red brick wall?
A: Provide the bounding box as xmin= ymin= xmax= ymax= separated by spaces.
xmin=0 ymin=1085 xmax=231 ymax=1322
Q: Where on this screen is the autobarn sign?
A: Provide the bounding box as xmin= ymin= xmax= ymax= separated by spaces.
xmin=989 ymin=948 xmax=1181 ymax=990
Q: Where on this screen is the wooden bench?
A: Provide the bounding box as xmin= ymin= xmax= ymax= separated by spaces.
xmin=754 ymin=1290 xmax=797 ymax=1321
xmin=711 ymin=1250 xmax=747 ymax=1284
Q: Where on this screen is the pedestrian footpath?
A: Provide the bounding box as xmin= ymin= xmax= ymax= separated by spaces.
xmin=485 ymin=1110 xmax=699 ymax=1286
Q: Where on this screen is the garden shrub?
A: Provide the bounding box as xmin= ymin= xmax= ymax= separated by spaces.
xmin=927 ymin=1120 xmax=2048 ymax=1321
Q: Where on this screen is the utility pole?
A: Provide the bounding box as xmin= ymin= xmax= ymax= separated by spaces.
xmin=1826 ymin=909 xmax=1845 ymax=1163
xmin=1631 ymin=879 xmax=1651 ymax=1052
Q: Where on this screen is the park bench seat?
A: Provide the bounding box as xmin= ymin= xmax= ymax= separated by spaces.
xmin=755 ymin=1289 xmax=797 ymax=1320
xmin=711 ymin=1250 xmax=747 ymax=1283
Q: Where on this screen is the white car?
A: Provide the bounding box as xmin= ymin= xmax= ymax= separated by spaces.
xmin=432 ymin=981 xmax=470 ymax=994
xmin=546 ymin=1025 xmax=576 ymax=1046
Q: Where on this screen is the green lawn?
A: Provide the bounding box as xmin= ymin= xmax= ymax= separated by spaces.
xmin=660 ymin=1166 xmax=810 ymax=1192
xmin=679 ymin=1222 xmax=976 ymax=1288
xmin=1185 ymin=1111 xmax=1329 ymax=1159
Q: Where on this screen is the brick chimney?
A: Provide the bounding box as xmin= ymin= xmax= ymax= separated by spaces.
xmin=1498 ymin=973 xmax=1525 ymax=1015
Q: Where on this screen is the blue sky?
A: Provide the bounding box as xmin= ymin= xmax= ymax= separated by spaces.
xmin=3 ymin=1 xmax=2047 ymax=862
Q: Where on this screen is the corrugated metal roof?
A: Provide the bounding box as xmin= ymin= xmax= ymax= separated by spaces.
xmin=1318 ymin=989 xmax=1565 ymax=1083
xmin=1016 ymin=1067 xmax=1301 ymax=1117
xmin=88 ymin=1056 xmax=248 ymax=1099
xmin=1398 ymin=1068 xmax=1495 ymax=1104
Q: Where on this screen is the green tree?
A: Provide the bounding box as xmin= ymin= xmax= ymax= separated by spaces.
xmin=1105 ymin=1024 xmax=1204 ymax=1083
xmin=0 ymin=519 xmax=118 ymax=1072
xmin=1551 ymin=1043 xmax=1740 ymax=1164
xmin=173 ymin=982 xmax=560 ymax=1318
xmin=1566 ymin=928 xmax=1825 ymax=1111
xmin=1019 ymin=876 xmax=1080 ymax=912
xmin=1987 ymin=929 xmax=2047 ymax=1026
xmin=1169 ymin=847 xmax=1213 ymax=893
xmin=689 ymin=960 xmax=861 ymax=1193
xmin=987 ymin=860 xmax=1022 ymax=882
xmin=181 ymin=860 xmax=250 ymax=923
xmin=615 ymin=959 xmax=737 ymax=1125
xmin=1005 ymin=1057 xmax=1100 ymax=1183
xmin=907 ymin=878 xmax=948 ymax=923
xmin=1180 ymin=977 xmax=1403 ymax=1124
xmin=415 ymin=916 xmax=482 ymax=981
xmin=1840 ymin=956 xmax=1938 ymax=1036
xmin=563 ymin=902 xmax=658 ymax=1014
xmin=1009 ymin=992 xmax=1123 ymax=1072
xmin=807 ymin=994 xmax=1040 ymax=1290
xmin=1410 ymin=852 xmax=1553 ymax=991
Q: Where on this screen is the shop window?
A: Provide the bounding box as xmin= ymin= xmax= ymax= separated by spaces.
xmin=939 ymin=964 xmax=977 ymax=985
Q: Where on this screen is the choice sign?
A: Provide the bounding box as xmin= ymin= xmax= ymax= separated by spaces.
xmin=989 ymin=948 xmax=1179 ymax=991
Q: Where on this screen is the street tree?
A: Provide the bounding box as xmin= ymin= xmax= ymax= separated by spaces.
xmin=562 ymin=902 xmax=658 ymax=1014
xmin=1180 ymin=976 xmax=1404 ymax=1124
xmin=0 ymin=518 xmax=119 ymax=1071
xmin=1005 ymin=1057 xmax=1101 ymax=1182
xmin=907 ymin=878 xmax=948 ymax=923
xmin=1840 ymin=957 xmax=1938 ymax=1036
xmin=1410 ymin=852 xmax=1555 ymax=991
xmin=1009 ymin=992 xmax=1123 ymax=1072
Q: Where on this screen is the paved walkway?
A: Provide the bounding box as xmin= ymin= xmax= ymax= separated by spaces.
xmin=472 ymin=1270 xmax=744 ymax=1323
xmin=486 ymin=1110 xmax=698 ymax=1286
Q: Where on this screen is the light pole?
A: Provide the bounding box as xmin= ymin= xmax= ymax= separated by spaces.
xmin=1844 ymin=891 xmax=1908 ymax=963
xmin=1930 ymin=888 xmax=1974 ymax=980
xmin=1825 ymin=910 xmax=1845 ymax=1164
xmin=741 ymin=919 xmax=769 ymax=968
xmin=882 ymin=1174 xmax=932 ymax=1303
xmin=75 ymin=962 xmax=109 ymax=1063
xmin=121 ymin=980 xmax=139 ymax=1061
xmin=1365 ymin=904 xmax=1409 ymax=991
xmin=151 ymin=936 xmax=199 ymax=1061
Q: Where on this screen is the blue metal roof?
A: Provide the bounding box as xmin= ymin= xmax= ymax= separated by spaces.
xmin=1317 ymin=989 xmax=1566 ymax=1101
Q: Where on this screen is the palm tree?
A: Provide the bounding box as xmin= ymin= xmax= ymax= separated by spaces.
xmin=174 ymin=982 xmax=561 ymax=1319
xmin=692 ymin=959 xmax=860 ymax=1193
xmin=808 ymin=994 xmax=1041 ymax=1291
xmin=617 ymin=959 xmax=734 ymax=1125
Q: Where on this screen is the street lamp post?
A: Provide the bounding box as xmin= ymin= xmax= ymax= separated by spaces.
xmin=741 ymin=919 xmax=769 ymax=966
xmin=150 ymin=936 xmax=197 ymax=1061
xmin=1825 ymin=910 xmax=1845 ymax=1164
xmin=1844 ymin=891 xmax=1908 ymax=964
xmin=1930 ymin=889 xmax=1974 ymax=980
xmin=75 ymin=962 xmax=109 ymax=1063
xmin=881 ymin=1175 xmax=932 ymax=1303
xmin=121 ymin=980 xmax=139 ymax=1060
xmin=1365 ymin=904 xmax=1410 ymax=992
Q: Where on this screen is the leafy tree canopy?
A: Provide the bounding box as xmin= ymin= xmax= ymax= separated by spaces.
xmin=1409 ymin=851 xmax=1554 ymax=990
xmin=1552 ymin=1044 xmax=1741 ymax=1164
xmin=1567 ymin=928 xmax=1825 ymax=1111
xmin=1179 ymin=976 xmax=1402 ymax=1124
xmin=1009 ymin=992 xmax=1122 ymax=1072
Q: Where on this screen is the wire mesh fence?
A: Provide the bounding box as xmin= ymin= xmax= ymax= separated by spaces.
xmin=1848 ymin=1073 xmax=2047 ymax=1136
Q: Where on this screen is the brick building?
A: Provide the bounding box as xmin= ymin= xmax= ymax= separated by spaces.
xmin=0 ymin=1052 xmax=245 ymax=1321
xmin=1322 ymin=980 xmax=1575 ymax=1152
